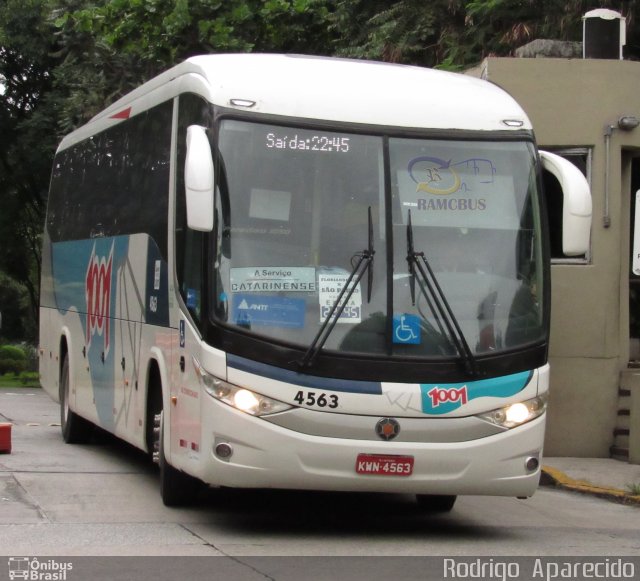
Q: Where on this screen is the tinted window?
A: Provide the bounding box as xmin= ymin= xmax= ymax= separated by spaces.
xmin=47 ymin=101 xmax=173 ymax=258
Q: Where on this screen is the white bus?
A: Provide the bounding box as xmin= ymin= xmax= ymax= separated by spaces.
xmin=39 ymin=54 xmax=591 ymax=510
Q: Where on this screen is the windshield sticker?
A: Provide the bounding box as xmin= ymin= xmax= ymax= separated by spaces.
xmin=186 ymin=288 xmax=198 ymax=309
xmin=249 ymin=188 xmax=292 ymax=221
xmin=420 ymin=370 xmax=532 ymax=415
xmin=232 ymin=294 xmax=306 ymax=329
xmin=230 ymin=267 xmax=317 ymax=293
xmin=409 ymin=156 xmax=495 ymax=195
xmin=398 ymin=156 xmax=519 ymax=230
xmin=392 ymin=314 xmax=421 ymax=344
xmin=318 ymin=273 xmax=362 ymax=324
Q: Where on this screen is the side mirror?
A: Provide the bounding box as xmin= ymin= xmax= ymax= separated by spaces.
xmin=185 ymin=125 xmax=214 ymax=232
xmin=539 ymin=150 xmax=592 ymax=256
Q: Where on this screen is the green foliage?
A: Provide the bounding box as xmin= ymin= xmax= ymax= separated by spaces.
xmin=51 ymin=0 xmax=334 ymax=128
xmin=0 ymin=273 xmax=34 ymax=342
xmin=321 ymin=0 xmax=640 ymax=68
xmin=0 ymin=360 xmax=26 ymax=375
xmin=2 ymin=0 xmax=640 ymax=348
xmin=0 ymin=371 xmax=40 ymax=387
xmin=0 ymin=0 xmax=59 ymax=339
xmin=451 ymin=0 xmax=640 ymax=66
xmin=0 ymin=345 xmax=27 ymax=361
xmin=322 ymin=0 xmax=459 ymax=65
xmin=0 ymin=344 xmax=28 ymax=375
xmin=19 ymin=371 xmax=40 ymax=385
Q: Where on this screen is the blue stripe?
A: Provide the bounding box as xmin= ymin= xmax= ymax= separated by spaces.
xmin=227 ymin=354 xmax=383 ymax=395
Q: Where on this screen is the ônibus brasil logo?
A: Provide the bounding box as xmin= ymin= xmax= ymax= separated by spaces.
xmin=85 ymin=243 xmax=113 ymax=354
xmin=8 ymin=557 xmax=73 ymax=581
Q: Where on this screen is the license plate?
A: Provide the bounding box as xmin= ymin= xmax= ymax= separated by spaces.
xmin=355 ymin=454 xmax=414 ymax=476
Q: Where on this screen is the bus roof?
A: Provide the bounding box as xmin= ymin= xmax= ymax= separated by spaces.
xmin=59 ymin=54 xmax=532 ymax=151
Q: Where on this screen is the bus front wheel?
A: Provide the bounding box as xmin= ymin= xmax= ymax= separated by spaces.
xmin=154 ymin=410 xmax=200 ymax=506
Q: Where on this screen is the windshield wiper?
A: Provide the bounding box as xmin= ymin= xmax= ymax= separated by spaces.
xmin=298 ymin=207 xmax=375 ymax=369
xmin=406 ymin=210 xmax=479 ymax=377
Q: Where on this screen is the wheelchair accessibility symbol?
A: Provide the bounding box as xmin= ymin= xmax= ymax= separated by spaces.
xmin=392 ymin=314 xmax=421 ymax=345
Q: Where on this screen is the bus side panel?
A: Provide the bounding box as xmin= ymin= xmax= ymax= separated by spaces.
xmin=43 ymin=233 xmax=168 ymax=450
xmin=39 ymin=231 xmax=59 ymax=401
xmin=165 ymin=315 xmax=204 ymax=477
xmin=114 ymin=234 xmax=173 ymax=451
xmin=110 ymin=235 xmax=147 ymax=447
xmin=38 ymin=306 xmax=58 ymax=401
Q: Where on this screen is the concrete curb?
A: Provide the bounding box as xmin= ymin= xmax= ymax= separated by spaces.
xmin=541 ymin=465 xmax=640 ymax=507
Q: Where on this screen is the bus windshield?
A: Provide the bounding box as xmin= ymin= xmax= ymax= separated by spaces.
xmin=213 ymin=119 xmax=544 ymax=360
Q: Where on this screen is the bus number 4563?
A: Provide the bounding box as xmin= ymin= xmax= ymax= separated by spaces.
xmin=294 ymin=390 xmax=339 ymax=409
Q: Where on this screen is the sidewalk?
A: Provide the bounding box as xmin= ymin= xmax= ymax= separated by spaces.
xmin=542 ymin=456 xmax=640 ymax=506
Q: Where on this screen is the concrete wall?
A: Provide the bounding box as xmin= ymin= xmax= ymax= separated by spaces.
xmin=468 ymin=58 xmax=640 ymax=456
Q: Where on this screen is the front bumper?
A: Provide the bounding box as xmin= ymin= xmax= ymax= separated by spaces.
xmin=182 ymin=395 xmax=545 ymax=497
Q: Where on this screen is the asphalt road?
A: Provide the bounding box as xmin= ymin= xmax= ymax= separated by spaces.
xmin=0 ymin=388 xmax=638 ymax=579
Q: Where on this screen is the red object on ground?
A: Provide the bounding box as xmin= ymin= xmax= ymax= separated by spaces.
xmin=0 ymin=423 xmax=12 ymax=453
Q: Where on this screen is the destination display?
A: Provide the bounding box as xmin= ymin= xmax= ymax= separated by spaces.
xmin=265 ymin=131 xmax=351 ymax=153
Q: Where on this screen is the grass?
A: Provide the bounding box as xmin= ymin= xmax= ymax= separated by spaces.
xmin=627 ymin=482 xmax=640 ymax=496
xmin=0 ymin=372 xmax=41 ymax=388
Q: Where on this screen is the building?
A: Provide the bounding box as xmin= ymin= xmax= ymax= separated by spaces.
xmin=467 ymin=34 xmax=640 ymax=461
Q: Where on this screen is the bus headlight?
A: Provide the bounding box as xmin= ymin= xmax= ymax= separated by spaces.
xmin=476 ymin=394 xmax=547 ymax=429
xmin=193 ymin=357 xmax=292 ymax=416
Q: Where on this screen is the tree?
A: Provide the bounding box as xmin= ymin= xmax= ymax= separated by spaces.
xmin=319 ymin=0 xmax=464 ymax=66
xmin=320 ymin=0 xmax=640 ymax=69
xmin=3 ymin=0 xmax=640 ymax=346
xmin=0 ymin=0 xmax=334 ymax=341
xmin=52 ymin=0 xmax=334 ymax=129
xmin=0 ymin=273 xmax=32 ymax=342
xmin=454 ymin=1 xmax=640 ymax=66
xmin=0 ymin=0 xmax=61 ymax=341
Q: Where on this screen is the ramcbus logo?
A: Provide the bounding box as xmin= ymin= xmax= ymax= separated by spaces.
xmin=85 ymin=243 xmax=113 ymax=353
xmin=428 ymin=386 xmax=468 ymax=408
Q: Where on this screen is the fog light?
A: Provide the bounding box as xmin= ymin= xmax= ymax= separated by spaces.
xmin=525 ymin=456 xmax=539 ymax=472
xmin=215 ymin=442 xmax=233 ymax=459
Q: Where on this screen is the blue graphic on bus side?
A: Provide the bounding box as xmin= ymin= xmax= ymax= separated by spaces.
xmin=52 ymin=236 xmax=130 ymax=430
xmin=420 ymin=370 xmax=532 ymax=415
xmin=232 ymin=294 xmax=305 ymax=329
xmin=392 ymin=313 xmax=421 ymax=344
xmin=51 ymin=234 xmax=169 ymax=431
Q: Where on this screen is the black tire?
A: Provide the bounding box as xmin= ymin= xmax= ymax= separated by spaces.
xmin=416 ymin=494 xmax=457 ymax=513
xmin=59 ymin=354 xmax=93 ymax=444
xmin=156 ymin=410 xmax=200 ymax=506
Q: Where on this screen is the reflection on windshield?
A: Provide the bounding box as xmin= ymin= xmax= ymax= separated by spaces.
xmin=214 ymin=120 xmax=388 ymax=354
xmin=389 ymin=138 xmax=544 ymax=356
xmin=213 ymin=121 xmax=544 ymax=360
